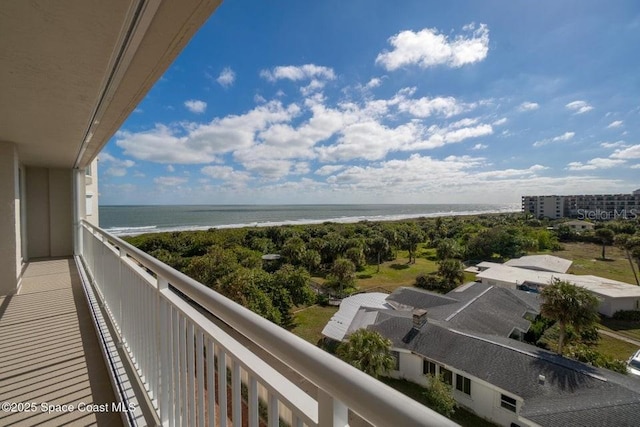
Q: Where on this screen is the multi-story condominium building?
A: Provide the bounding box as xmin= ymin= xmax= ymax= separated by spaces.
xmin=0 ymin=2 xmax=453 ymax=427
xmin=522 ymin=189 xmax=640 ymax=220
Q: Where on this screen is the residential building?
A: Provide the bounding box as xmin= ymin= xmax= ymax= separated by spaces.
xmin=522 ymin=190 xmax=640 ymax=220
xmin=0 ymin=2 xmax=454 ymax=426
xmin=557 ymin=219 xmax=595 ymax=232
xmin=504 ymin=254 xmax=572 ymax=273
xmin=325 ymin=284 xmax=640 ymax=427
xmin=475 ymin=262 xmax=640 ymax=316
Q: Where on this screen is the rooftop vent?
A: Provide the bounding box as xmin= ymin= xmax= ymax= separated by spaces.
xmin=538 ymin=374 xmax=546 ymax=385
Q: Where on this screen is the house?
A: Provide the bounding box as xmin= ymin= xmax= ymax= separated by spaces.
xmin=370 ymin=316 xmax=640 ymax=427
xmin=325 ymin=285 xmax=640 ymax=426
xmin=475 ymin=263 xmax=640 ymax=317
xmin=558 ymin=220 xmax=595 ymax=232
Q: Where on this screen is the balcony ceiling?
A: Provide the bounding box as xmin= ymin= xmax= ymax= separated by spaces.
xmin=0 ymin=0 xmax=221 ymax=169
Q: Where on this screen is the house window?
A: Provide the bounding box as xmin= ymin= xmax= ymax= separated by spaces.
xmin=501 ymin=394 xmax=517 ymax=412
xmin=423 ymin=360 xmax=437 ymax=376
xmin=440 ymin=368 xmax=453 ymax=386
xmin=456 ymin=374 xmax=471 ymax=395
xmin=390 ymin=351 xmax=400 ymax=371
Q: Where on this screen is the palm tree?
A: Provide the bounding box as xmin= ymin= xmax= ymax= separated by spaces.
xmin=540 ymin=279 xmax=599 ymax=354
xmin=370 ymin=235 xmax=389 ymax=272
xmin=595 ymin=228 xmax=614 ymax=260
xmin=336 ymin=329 xmax=396 ymax=378
xmin=437 ymin=258 xmax=465 ymax=288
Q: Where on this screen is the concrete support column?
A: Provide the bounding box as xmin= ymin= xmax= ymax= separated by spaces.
xmin=73 ymin=168 xmax=86 ymax=256
xmin=0 ymin=142 xmax=21 ymax=295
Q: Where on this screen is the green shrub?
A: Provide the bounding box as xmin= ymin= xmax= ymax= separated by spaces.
xmin=612 ymin=310 xmax=640 ymax=322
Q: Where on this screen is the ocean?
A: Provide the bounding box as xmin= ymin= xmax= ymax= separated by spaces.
xmin=99 ymin=204 xmax=520 ymax=236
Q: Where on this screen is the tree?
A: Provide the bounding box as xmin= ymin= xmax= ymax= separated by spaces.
xmin=595 ymin=228 xmax=615 ymax=260
xmin=301 ymin=249 xmax=321 ymax=274
xmin=424 ymin=374 xmax=456 ymax=417
xmin=437 ymin=258 xmax=465 ymax=288
xmin=370 ymin=235 xmax=389 ymax=272
xmin=540 ymin=279 xmax=599 ymax=354
xmin=336 ymin=329 xmax=396 ymax=378
xmin=273 ymin=264 xmax=315 ymax=306
xmin=281 ymin=236 xmax=307 ymax=266
xmin=326 ymin=258 xmax=356 ymax=295
xmin=399 ymin=224 xmax=425 ymax=264
xmin=435 ymin=238 xmax=462 ymax=261
xmin=614 ymin=234 xmax=640 ymax=285
xmin=345 ymin=247 xmax=366 ymax=271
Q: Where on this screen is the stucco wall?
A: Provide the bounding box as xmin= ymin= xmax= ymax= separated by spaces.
xmin=26 ymin=167 xmax=73 ymax=258
xmin=0 ymin=142 xmax=20 ymax=295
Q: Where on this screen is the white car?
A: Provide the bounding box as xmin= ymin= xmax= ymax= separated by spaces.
xmin=628 ymin=350 xmax=640 ymax=377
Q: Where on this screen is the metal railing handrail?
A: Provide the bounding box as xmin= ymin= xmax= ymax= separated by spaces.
xmin=81 ymin=220 xmax=457 ymax=427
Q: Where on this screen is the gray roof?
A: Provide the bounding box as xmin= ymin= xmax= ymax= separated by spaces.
xmin=385 ymin=283 xmax=540 ymax=337
xmin=505 ymin=255 xmax=572 ymax=273
xmin=369 ymin=318 xmax=640 ymax=427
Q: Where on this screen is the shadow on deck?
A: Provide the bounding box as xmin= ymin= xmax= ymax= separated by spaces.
xmin=0 ymin=258 xmax=123 ymax=426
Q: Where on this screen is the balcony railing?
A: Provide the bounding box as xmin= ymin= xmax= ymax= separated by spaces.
xmin=78 ymin=220 xmax=456 ymax=427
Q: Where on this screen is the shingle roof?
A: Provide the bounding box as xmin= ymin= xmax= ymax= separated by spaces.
xmin=385 ymin=287 xmax=459 ymax=310
xmin=369 ymin=318 xmax=640 ymax=427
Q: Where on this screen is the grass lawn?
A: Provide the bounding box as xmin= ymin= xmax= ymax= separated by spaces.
xmin=379 ymin=377 xmax=498 ymax=427
xmin=355 ymin=247 xmax=439 ymax=292
xmin=291 ymin=305 xmax=337 ymax=344
xmin=599 ymin=318 xmax=640 ymax=343
xmin=595 ymin=333 xmax=639 ymax=361
xmin=548 ymin=242 xmax=639 ymax=284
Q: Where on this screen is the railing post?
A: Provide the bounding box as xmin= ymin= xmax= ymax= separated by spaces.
xmin=158 ymin=276 xmax=170 ymax=425
xmin=317 ymin=390 xmax=348 ymax=427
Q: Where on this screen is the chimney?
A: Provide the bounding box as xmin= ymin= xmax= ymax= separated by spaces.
xmin=412 ymin=309 xmax=428 ymax=329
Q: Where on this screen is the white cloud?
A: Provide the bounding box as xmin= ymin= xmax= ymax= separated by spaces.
xmin=117 ymin=101 xmax=300 ymax=164
xmin=472 ymin=143 xmax=488 ymax=150
xmin=492 ymin=118 xmax=507 ymax=126
xmin=600 ymin=141 xmax=626 ymax=149
xmin=365 ymin=78 xmax=382 ymax=89
xmin=260 ymin=64 xmax=335 ymax=82
xmin=611 ymin=144 xmax=640 ymax=159
xmin=518 ymin=102 xmax=539 ymax=112
xmin=315 ymin=165 xmax=345 ymax=176
xmin=166 ymin=165 xmax=175 ymax=173
xmin=154 ymin=176 xmax=188 ymax=186
xmin=376 ymin=23 xmax=489 ymax=70
xmin=184 ymin=99 xmax=207 ymax=114
xmin=201 ymin=166 xmax=251 ymax=182
xmin=99 ymin=152 xmax=135 ymax=177
xmin=565 ymin=100 xmax=593 ymax=114
xmin=630 ymin=164 xmax=640 ymax=169
xmin=533 ymin=131 xmax=575 ymax=147
xmin=566 ymin=158 xmax=626 ymax=171
xmin=217 ymin=67 xmax=236 ymax=87
xmin=396 ymin=95 xmax=470 ymax=118
xmin=607 ymin=120 xmax=623 ymax=129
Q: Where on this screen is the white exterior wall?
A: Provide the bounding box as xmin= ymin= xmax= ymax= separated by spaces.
xmin=84 ymin=158 xmax=99 ymax=226
xmin=0 ymin=142 xmax=22 ymax=295
xmin=480 ymin=277 xmax=517 ymax=290
xmin=394 ymin=350 xmax=534 ymax=427
xmin=598 ymin=296 xmax=640 ymax=317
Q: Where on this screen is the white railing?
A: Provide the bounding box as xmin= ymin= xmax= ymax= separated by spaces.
xmin=79 ymin=220 xmax=457 ymax=427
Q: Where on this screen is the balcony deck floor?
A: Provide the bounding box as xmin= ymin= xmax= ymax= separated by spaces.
xmin=0 ymin=258 xmax=123 ymax=427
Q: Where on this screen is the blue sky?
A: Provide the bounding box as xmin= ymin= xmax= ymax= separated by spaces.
xmin=99 ymin=0 xmax=640 ymax=205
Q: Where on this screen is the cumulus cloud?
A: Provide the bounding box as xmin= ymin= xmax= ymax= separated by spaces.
xmin=260 ymin=64 xmax=335 ymax=82
xmin=600 ymin=141 xmax=626 ymax=149
xmin=154 ymin=176 xmax=188 ymax=186
xmin=117 ymin=101 xmax=300 ymax=164
xmin=217 ymin=67 xmax=236 ymax=88
xmin=566 ymin=158 xmax=626 ymax=171
xmin=166 ymin=165 xmax=175 ymax=172
xmin=472 ymin=143 xmax=488 ymax=150
xmin=99 ymin=152 xmax=135 ymax=177
xmin=184 ymin=99 xmax=207 ymax=114
xmin=201 ymin=165 xmax=251 ymax=182
xmin=565 ymin=100 xmax=593 ymax=114
xmin=315 ymin=165 xmax=345 ymax=176
xmin=376 ymin=23 xmax=489 ymax=70
xmin=611 ymin=144 xmax=640 ymax=159
xmin=492 ymin=118 xmax=507 ymax=126
xmin=518 ymin=102 xmax=539 ymax=112
xmin=365 ymin=78 xmax=382 ymax=89
xmin=607 ymin=120 xmax=623 ymax=129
